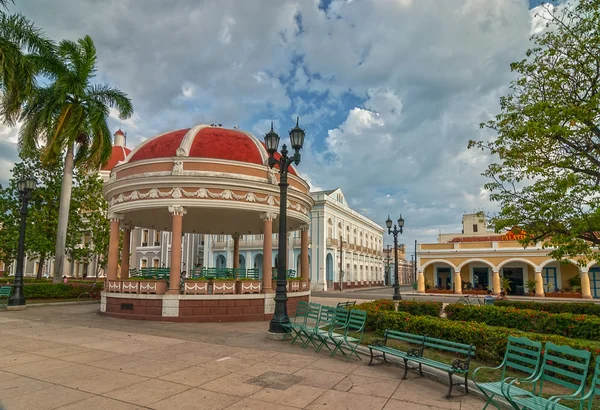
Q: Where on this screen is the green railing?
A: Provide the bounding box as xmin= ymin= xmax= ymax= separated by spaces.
xmin=128 ymin=267 xmax=171 ymax=280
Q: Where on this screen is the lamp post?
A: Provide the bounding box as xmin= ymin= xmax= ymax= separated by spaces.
xmin=384 ymin=244 xmax=392 ymax=287
xmin=8 ymin=176 xmax=37 ymax=307
xmin=265 ymin=117 xmax=305 ymax=335
xmin=386 ymin=214 xmax=404 ymax=302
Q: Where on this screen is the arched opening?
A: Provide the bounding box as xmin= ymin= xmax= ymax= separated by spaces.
xmin=497 ymin=259 xmax=537 ymax=296
xmin=254 ymin=253 xmax=263 ymax=278
xmin=458 ymin=259 xmax=496 ymax=291
xmin=589 ymin=264 xmax=600 ymax=299
xmin=216 ymin=255 xmax=226 ymax=269
xmin=239 ymin=255 xmax=246 ymax=271
xmin=326 ymin=254 xmax=334 ymax=283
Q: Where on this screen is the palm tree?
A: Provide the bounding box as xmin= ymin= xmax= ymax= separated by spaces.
xmin=19 ymin=35 xmax=133 ymax=282
xmin=0 ymin=7 xmax=58 ymax=125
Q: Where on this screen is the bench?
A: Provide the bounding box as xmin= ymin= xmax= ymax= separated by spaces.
xmin=368 ymin=330 xmax=427 ymax=370
xmin=472 ymin=336 xmax=542 ymax=410
xmin=550 ymin=357 xmax=598 ymax=410
xmin=336 ymin=301 xmax=356 ymax=308
xmin=281 ymin=301 xmax=311 ymax=345
xmin=0 ymin=286 xmax=11 ymax=307
xmin=503 ymin=342 xmax=592 ymax=410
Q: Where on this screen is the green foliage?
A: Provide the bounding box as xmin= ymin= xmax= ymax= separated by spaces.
xmin=352 ymin=299 xmax=443 ymax=330
xmin=526 ymin=279 xmax=537 ymax=292
xmin=0 ymin=156 xmax=109 ymax=277
xmin=468 ymin=0 xmax=600 ymax=263
xmin=358 ymin=303 xmax=600 ymax=377
xmin=22 ymin=283 xmax=88 ymax=299
xmin=494 ymin=300 xmax=600 ymax=316
xmin=501 ymin=277 xmax=511 ymax=292
xmin=444 ymin=304 xmax=600 ymax=340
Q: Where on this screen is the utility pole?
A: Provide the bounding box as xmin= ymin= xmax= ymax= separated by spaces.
xmin=414 ymin=239 xmax=418 ymax=283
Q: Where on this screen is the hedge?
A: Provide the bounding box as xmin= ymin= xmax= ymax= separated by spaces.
xmin=495 ymin=300 xmax=600 ymax=317
xmin=444 ymin=304 xmax=600 ymax=341
xmin=22 ymin=284 xmax=90 ymax=299
xmin=351 ymin=299 xmax=442 ymax=329
xmin=357 ymin=304 xmax=600 ymax=377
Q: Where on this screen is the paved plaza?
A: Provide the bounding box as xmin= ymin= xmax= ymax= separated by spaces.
xmin=0 ymin=300 xmax=483 ymax=410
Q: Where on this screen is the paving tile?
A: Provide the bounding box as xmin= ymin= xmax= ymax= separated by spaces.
xmin=29 ymin=345 xmax=90 ymax=359
xmin=383 ymin=398 xmax=448 ymax=410
xmin=223 ymin=398 xmax=300 ymax=410
xmin=90 ymin=354 xmax=151 ymax=371
xmin=0 ymin=352 xmax=45 ymax=368
xmin=159 ymin=365 xmax=232 ymax=387
xmin=117 ymin=358 xmax=192 ymax=378
xmin=238 ymin=362 xmax=302 ymax=377
xmin=104 ymin=378 xmax=191 ymax=406
xmin=54 ymin=395 xmax=142 ymax=410
xmin=61 ymin=349 xmax=123 ymax=364
xmin=249 ymin=384 xmax=327 ymax=408
xmin=269 ymin=352 xmax=320 ymax=368
xmin=232 ymin=348 xmax=281 ymax=362
xmin=294 ymin=367 xmax=348 ymax=389
xmin=333 ymin=374 xmax=402 ymax=398
xmin=66 ymin=368 xmax=148 ymax=394
xmin=305 ymin=389 xmax=388 ymax=410
xmin=1 ymin=357 xmax=77 ymax=378
xmin=0 ymin=375 xmax=52 ymax=399
xmin=201 ymin=356 xmax=258 ymax=373
xmin=351 ymin=363 xmax=405 ymax=379
xmin=391 ymin=375 xmax=462 ymax=409
xmin=36 ymin=362 xmax=104 ymax=384
xmin=149 ymin=387 xmax=242 ymax=410
xmin=171 ymin=350 xmax=219 ymax=365
xmin=307 ymin=357 xmax=362 ymax=374
xmin=200 ymin=373 xmax=265 ymax=398
xmin=0 ymin=384 xmax=92 ymax=410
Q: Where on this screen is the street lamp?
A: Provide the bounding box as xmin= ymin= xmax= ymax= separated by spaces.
xmin=266 ymin=117 xmax=305 ymax=335
xmin=386 ymin=214 xmax=404 ymax=301
xmin=8 ymin=176 xmax=37 ymax=307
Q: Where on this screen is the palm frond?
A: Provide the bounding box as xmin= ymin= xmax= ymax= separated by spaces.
xmin=85 ymin=84 xmax=133 ymax=119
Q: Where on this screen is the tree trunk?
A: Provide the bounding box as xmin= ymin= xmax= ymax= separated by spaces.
xmin=53 ymin=144 xmax=75 ymax=284
xmin=36 ymin=255 xmax=45 ymax=280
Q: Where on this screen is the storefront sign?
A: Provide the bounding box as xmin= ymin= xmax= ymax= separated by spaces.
xmin=501 ymin=231 xmax=526 ymax=241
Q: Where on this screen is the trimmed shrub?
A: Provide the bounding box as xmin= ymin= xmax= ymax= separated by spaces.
xmin=363 ymin=309 xmax=600 ymax=377
xmin=353 ymin=299 xmax=442 ymax=329
xmin=444 ymin=304 xmax=600 ymax=340
xmin=22 ymin=284 xmax=89 ymax=299
xmin=494 ymin=300 xmax=600 ymax=317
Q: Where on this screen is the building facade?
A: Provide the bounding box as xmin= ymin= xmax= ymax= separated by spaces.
xmin=417 ymin=213 xmax=599 ymax=299
xmin=383 ymin=245 xmax=414 ymax=286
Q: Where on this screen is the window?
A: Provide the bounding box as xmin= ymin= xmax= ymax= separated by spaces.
xmin=141 ymin=259 xmax=148 ymax=268
xmin=473 ymin=224 xmax=478 ymax=233
xmin=142 ymin=230 xmax=149 ymax=246
xmin=154 ymin=231 xmax=160 ymax=246
xmin=327 ymin=219 xmax=333 ymax=238
xmin=542 ymin=267 xmax=558 ymax=292
xmin=153 ymin=259 xmax=160 ymax=268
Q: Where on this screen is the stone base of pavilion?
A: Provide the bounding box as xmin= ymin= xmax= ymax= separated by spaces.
xmin=100 ymin=290 xmax=310 ymax=322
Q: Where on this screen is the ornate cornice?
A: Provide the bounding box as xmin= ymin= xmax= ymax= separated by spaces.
xmin=108 ymin=212 xmax=124 ymax=222
xmin=109 ymin=187 xmax=309 ymax=215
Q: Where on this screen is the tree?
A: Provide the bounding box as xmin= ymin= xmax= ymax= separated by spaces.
xmin=0 ymin=3 xmax=58 ymax=125
xmin=0 ymin=157 xmax=110 ymax=278
xmin=18 ymin=35 xmax=133 ymax=283
xmin=469 ymin=0 xmax=600 ymax=264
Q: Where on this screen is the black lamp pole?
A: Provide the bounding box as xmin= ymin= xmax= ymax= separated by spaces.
xmin=386 ymin=214 xmax=404 ymax=301
xmin=8 ymin=177 xmax=37 ymax=307
xmin=265 ymin=118 xmax=305 ymax=334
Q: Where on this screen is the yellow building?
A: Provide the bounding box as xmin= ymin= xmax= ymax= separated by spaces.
xmin=417 ymin=214 xmax=599 ymax=299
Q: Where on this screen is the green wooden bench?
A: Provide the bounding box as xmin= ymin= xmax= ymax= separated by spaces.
xmin=0 ymin=286 xmax=12 ymax=307
xmin=472 ymin=336 xmax=542 ymax=410
xmin=246 ymin=268 xmax=259 ymax=280
xmin=368 ymin=330 xmax=427 ymax=370
xmin=315 ymin=307 xmax=349 ymax=354
xmin=297 ymin=303 xmax=325 ymax=348
xmin=404 ymin=336 xmax=475 ymax=398
xmin=328 ymin=309 xmax=367 ymax=362
xmin=503 ymin=342 xmax=592 ymax=410
xmin=336 ymin=301 xmax=356 ymax=308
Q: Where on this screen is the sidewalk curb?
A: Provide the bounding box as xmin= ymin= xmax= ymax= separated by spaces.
xmin=24 ymin=300 xmax=99 ymax=308
xmin=403 ymin=293 xmax=600 ymax=303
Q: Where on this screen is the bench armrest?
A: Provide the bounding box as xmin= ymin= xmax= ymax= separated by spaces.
xmin=471 ymin=362 xmax=503 ymax=383
xmin=503 ymin=376 xmax=537 ymax=398
xmin=451 ymin=358 xmax=469 ymax=372
xmin=371 ymin=339 xmax=386 ymax=347
xmin=407 ymin=346 xmax=424 ymax=358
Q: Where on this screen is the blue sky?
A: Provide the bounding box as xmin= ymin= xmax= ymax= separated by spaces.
xmin=0 ymin=0 xmax=561 ymax=248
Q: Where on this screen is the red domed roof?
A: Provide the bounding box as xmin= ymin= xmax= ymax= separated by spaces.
xmin=124 ymin=125 xmax=297 ymax=175
xmin=101 ymin=145 xmax=131 ymax=171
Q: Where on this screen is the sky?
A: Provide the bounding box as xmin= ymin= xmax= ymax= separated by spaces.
xmin=0 ymin=0 xmax=559 ymax=249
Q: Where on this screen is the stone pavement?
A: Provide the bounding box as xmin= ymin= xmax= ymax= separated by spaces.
xmin=0 ymin=302 xmax=483 ymax=410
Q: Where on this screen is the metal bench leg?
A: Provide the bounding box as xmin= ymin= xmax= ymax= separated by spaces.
xmin=419 ymin=363 xmax=423 ymax=377
xmin=464 ymin=373 xmax=469 ymax=394
xmin=368 ymin=348 xmax=375 ymax=366
xmin=383 ymin=352 xmax=388 ymax=365
xmin=402 ymin=358 xmax=409 ymax=379
xmin=446 ymin=372 xmax=454 ymax=399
